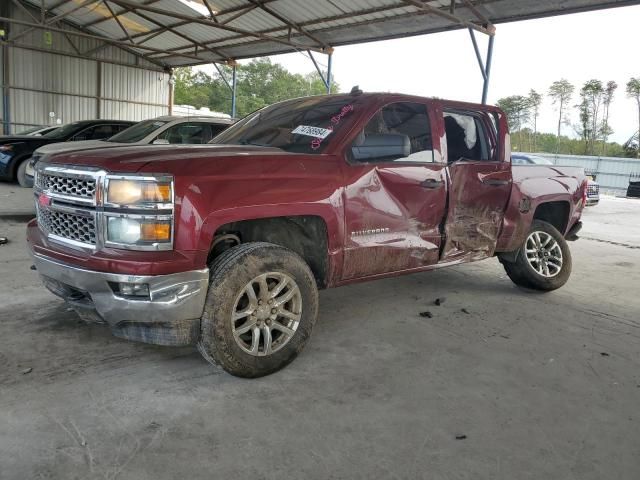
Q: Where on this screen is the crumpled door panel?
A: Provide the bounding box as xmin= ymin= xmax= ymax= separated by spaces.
xmin=343 ymin=164 xmax=447 ymax=279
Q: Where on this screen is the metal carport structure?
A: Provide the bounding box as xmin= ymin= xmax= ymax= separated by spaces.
xmin=2 ymin=0 xmax=639 ymax=130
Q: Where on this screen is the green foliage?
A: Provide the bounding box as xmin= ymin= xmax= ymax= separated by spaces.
xmin=496 ymin=95 xmax=530 ymax=132
xmin=172 ymin=59 xmax=339 ymax=118
xmin=627 ymin=77 xmax=640 ymax=158
xmin=500 ymin=78 xmax=639 ymax=158
xmin=512 ymin=129 xmax=627 ymax=157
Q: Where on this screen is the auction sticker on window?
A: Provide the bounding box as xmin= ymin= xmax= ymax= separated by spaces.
xmin=292 ymin=125 xmax=333 ymax=139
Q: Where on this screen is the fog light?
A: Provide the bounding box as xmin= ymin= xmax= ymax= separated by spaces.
xmin=115 ymin=282 xmax=150 ymax=299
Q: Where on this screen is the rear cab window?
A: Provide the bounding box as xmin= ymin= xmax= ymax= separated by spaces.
xmin=350 ymin=102 xmax=434 ymax=163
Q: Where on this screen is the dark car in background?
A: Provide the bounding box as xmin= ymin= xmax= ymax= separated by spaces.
xmin=0 ymin=119 xmax=134 ymax=187
xmin=16 ymin=125 xmax=60 ymax=136
xmin=512 ymin=153 xmax=600 ymax=206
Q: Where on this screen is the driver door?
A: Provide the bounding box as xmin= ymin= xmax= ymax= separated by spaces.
xmin=342 ymin=101 xmax=447 ymax=280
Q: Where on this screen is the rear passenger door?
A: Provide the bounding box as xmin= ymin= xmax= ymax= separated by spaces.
xmin=440 ymin=109 xmax=512 ymax=262
xmin=342 ymin=101 xmax=448 ymax=280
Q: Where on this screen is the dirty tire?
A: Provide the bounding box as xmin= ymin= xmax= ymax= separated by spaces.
xmin=16 ymin=158 xmax=30 ymax=188
xmin=502 ymin=220 xmax=572 ymax=291
xmin=198 ymin=242 xmax=319 ymax=378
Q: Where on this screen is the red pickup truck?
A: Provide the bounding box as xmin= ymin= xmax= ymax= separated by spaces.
xmin=28 ymin=92 xmax=586 ymax=377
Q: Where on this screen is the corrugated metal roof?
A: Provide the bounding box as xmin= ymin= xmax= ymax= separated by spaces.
xmin=16 ymin=0 xmax=640 ymax=67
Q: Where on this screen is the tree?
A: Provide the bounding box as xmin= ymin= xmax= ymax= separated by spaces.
xmin=528 ymin=89 xmax=542 ymax=151
xmin=172 ymin=59 xmax=339 ymax=119
xmin=548 ymin=79 xmax=574 ymax=154
xmin=597 ymin=81 xmax=618 ymax=155
xmin=578 ymin=79 xmax=604 ymax=155
xmin=496 ymin=95 xmax=530 ymax=150
xmin=627 ymin=77 xmax=640 ymax=158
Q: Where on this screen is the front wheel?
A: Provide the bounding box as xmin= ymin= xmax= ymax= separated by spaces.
xmin=501 ymin=220 xmax=572 ymax=291
xmin=16 ymin=158 xmax=32 ymax=188
xmin=198 ymin=242 xmax=319 ymax=378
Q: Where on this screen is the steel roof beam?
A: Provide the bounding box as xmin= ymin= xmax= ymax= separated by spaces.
xmin=103 ymin=0 xmax=134 ymax=44
xmin=402 ymin=0 xmax=493 ymax=36
xmin=130 ymin=8 xmax=231 ymax=61
xmin=146 ymin=1 xmax=489 ymax=58
xmin=247 ymin=0 xmax=329 ymax=49
xmin=82 ymin=0 xmax=161 ymax=28
xmin=0 ymin=16 xmax=207 ymax=64
xmin=107 ymin=0 xmax=327 ymax=53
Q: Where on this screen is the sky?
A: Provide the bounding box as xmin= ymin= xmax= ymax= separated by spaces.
xmin=197 ymin=4 xmax=640 ymax=144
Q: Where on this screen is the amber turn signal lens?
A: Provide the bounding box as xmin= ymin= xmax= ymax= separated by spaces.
xmin=142 ymin=183 xmax=172 ymax=202
xmin=140 ymin=222 xmax=171 ymax=242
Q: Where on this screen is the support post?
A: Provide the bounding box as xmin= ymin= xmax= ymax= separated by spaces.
xmin=96 ymin=60 xmax=102 ymax=119
xmin=326 ymin=50 xmax=333 ymax=94
xmin=168 ymin=68 xmax=174 ymax=115
xmin=231 ymin=63 xmax=237 ymax=118
xmin=2 ymin=44 xmax=10 ymax=135
xmin=482 ymin=34 xmax=494 ymax=105
xmin=468 ymin=27 xmax=495 ymax=105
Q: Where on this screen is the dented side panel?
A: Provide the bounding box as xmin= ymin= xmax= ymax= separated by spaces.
xmin=441 ymin=161 xmax=512 ymax=262
xmin=342 ymin=164 xmax=447 ymax=279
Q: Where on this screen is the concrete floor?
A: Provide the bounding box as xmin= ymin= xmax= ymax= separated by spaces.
xmin=1 ymin=182 xmax=639 ymax=480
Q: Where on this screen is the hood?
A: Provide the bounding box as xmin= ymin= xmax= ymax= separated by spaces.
xmin=44 ymin=144 xmax=287 ymax=174
xmin=36 ymin=139 xmax=112 ymax=156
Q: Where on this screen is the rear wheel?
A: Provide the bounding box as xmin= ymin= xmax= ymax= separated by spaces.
xmin=501 ymin=220 xmax=572 ymax=291
xmin=198 ymin=242 xmax=319 ymax=378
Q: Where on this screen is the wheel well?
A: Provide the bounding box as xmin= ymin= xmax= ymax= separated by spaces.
xmin=10 ymin=154 xmax=30 ymax=180
xmin=209 ymin=216 xmax=329 ymax=288
xmin=533 ymin=201 xmax=570 ymax=234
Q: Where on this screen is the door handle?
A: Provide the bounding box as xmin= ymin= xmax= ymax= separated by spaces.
xmin=482 ymin=179 xmax=511 ymax=186
xmin=420 ymin=179 xmax=444 ymax=189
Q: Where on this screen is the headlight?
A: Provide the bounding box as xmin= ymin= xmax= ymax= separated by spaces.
xmin=104 ymin=175 xmax=174 ymax=250
xmin=106 ymin=216 xmax=172 ymax=246
xmin=106 ymin=179 xmax=172 ymax=205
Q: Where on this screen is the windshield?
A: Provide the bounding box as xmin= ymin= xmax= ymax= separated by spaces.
xmin=107 ymin=119 xmax=169 ymax=143
xmin=17 ymin=126 xmax=45 ymax=135
xmin=42 ymin=121 xmax=85 ymax=139
xmin=211 ymin=96 xmax=361 ymax=153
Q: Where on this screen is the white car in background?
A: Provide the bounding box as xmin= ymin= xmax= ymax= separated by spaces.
xmin=26 ymin=116 xmax=234 ymax=185
xmin=511 ymin=153 xmax=600 ymax=206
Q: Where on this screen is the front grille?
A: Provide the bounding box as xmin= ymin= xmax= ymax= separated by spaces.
xmin=36 ymin=205 xmax=97 ymax=245
xmin=587 ymin=184 xmax=599 ymax=196
xmin=37 ymin=172 xmax=96 ymax=200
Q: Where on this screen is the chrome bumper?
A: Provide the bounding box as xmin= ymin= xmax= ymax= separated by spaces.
xmin=32 ymin=253 xmax=209 ymax=346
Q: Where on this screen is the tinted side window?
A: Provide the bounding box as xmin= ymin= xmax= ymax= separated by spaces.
xmin=444 ymin=112 xmax=490 ymax=162
xmin=210 ymin=124 xmax=228 ymax=138
xmin=157 ymin=123 xmax=210 ymax=144
xmin=351 ymin=102 xmax=433 ymax=163
xmin=92 ymin=125 xmax=119 ymax=139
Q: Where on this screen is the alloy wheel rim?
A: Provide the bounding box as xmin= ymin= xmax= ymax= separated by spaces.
xmin=525 ymin=231 xmax=563 ymax=278
xmin=231 ymin=272 xmax=302 ymax=356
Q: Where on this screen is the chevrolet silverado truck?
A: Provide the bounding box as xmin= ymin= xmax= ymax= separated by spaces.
xmin=27 ymin=92 xmax=587 ymax=377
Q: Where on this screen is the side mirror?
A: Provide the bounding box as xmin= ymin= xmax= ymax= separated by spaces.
xmin=152 ymin=138 xmax=170 ymax=145
xmin=351 ymin=133 xmax=410 ymax=162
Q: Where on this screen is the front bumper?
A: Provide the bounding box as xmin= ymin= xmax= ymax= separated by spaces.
xmin=32 ymin=252 xmax=209 ymax=346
